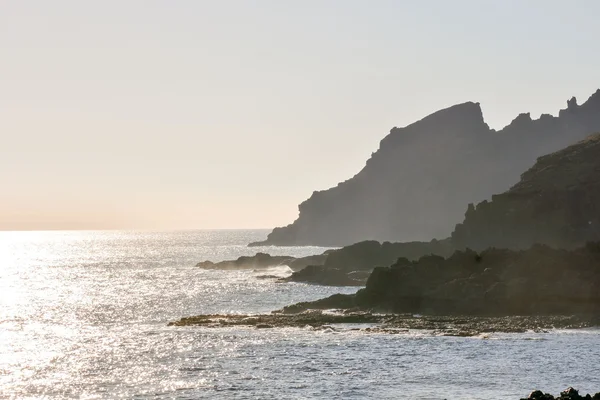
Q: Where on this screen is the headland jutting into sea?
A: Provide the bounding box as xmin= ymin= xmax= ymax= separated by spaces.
xmin=178 ymin=92 xmax=600 ymax=396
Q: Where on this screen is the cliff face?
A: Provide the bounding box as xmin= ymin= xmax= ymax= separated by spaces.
xmin=451 ymin=133 xmax=600 ymax=251
xmin=255 ymin=90 xmax=600 ymax=247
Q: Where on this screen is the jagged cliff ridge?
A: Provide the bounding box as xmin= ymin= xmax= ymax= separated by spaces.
xmin=452 ymin=133 xmax=600 ymax=250
xmin=253 ymin=90 xmax=600 ymax=247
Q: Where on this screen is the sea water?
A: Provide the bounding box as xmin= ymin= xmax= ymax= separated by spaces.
xmin=1 ymin=230 xmax=599 ymax=399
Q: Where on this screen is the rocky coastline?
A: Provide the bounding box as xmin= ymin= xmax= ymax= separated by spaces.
xmin=283 ymin=243 xmax=600 ymax=316
xmin=523 ymin=387 xmax=600 ymax=400
xmin=215 ymin=134 xmax=600 ymax=287
xmin=169 ymin=311 xmax=599 ymax=337
xmin=196 ymin=239 xmax=454 ymax=285
xmin=451 ymin=133 xmax=600 ymax=251
xmin=253 ymin=90 xmax=600 ymax=247
xmin=187 ymin=134 xmax=600 ymax=341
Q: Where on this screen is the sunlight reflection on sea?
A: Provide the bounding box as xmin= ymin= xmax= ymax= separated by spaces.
xmin=0 ymin=230 xmax=599 ymax=399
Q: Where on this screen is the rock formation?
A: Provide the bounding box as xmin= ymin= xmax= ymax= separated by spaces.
xmin=252 ymin=90 xmax=600 ymax=247
xmin=280 ymin=265 xmax=365 ymax=286
xmin=281 ymin=239 xmax=455 ymax=285
xmin=195 ymin=252 xmax=327 ymax=271
xmin=451 ymin=133 xmax=600 ymax=250
xmin=283 ymin=242 xmax=600 ymax=316
xmin=169 ymin=311 xmax=598 ymax=336
xmin=198 ymin=239 xmax=455 ymax=285
xmin=523 ymin=387 xmax=600 ymax=400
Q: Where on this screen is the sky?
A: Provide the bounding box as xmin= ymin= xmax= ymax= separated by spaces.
xmin=1 ymin=0 xmax=599 ymax=230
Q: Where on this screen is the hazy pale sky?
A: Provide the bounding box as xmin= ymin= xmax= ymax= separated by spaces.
xmin=2 ymin=1 xmax=599 ymax=230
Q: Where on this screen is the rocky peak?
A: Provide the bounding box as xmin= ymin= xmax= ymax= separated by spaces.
xmin=253 ymin=89 xmax=600 ymax=247
xmin=381 ymin=101 xmax=489 ymax=150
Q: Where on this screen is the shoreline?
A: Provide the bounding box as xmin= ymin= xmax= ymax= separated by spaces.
xmin=168 ymin=311 xmax=600 ymax=337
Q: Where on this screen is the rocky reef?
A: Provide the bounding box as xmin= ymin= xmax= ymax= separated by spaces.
xmin=252 ymin=90 xmax=600 ymax=247
xmin=197 ymin=239 xmax=455 ymax=285
xmin=523 ymin=387 xmax=600 ymax=400
xmin=452 ymin=133 xmax=600 ymax=251
xmin=283 ymin=242 xmax=600 ymax=315
xmin=169 ymin=311 xmax=598 ymax=337
xmin=195 ymin=252 xmax=327 ymax=271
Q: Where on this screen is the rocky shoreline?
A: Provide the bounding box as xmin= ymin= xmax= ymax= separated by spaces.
xmin=196 ymin=239 xmax=455 ymax=286
xmin=284 ymin=243 xmax=600 ymax=316
xmin=523 ymin=387 xmax=600 ymax=400
xmin=168 ymin=311 xmax=599 ymax=337
xmin=188 ymin=134 xmax=600 ymax=340
xmin=200 ymin=134 xmax=600 ymax=289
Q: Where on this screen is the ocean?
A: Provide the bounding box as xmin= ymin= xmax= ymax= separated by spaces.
xmin=1 ymin=230 xmax=599 ymax=399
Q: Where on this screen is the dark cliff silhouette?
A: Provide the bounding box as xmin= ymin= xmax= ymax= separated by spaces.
xmin=252 ymin=90 xmax=600 ymax=247
xmin=276 ymin=132 xmax=600 ymax=310
xmin=274 ymin=132 xmax=600 ymax=286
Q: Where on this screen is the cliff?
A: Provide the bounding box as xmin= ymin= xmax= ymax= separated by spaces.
xmin=253 ymin=90 xmax=600 ymax=246
xmin=451 ymin=133 xmax=600 ymax=250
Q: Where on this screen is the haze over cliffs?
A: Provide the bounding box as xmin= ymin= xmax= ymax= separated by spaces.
xmin=254 ymin=90 xmax=600 ymax=247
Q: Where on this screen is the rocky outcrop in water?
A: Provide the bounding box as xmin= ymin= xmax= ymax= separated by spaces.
xmin=282 ymin=239 xmax=455 ymax=285
xmin=197 ymin=239 xmax=455 ymax=284
xmin=284 ymin=242 xmax=600 ymax=315
xmin=195 ymin=252 xmax=327 ymax=271
xmin=252 ymin=90 xmax=600 ymax=247
xmin=451 ymin=133 xmax=600 ymax=251
xmin=523 ymin=387 xmax=600 ymax=400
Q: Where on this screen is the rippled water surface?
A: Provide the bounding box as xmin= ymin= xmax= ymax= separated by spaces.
xmin=1 ymin=230 xmax=599 ymax=399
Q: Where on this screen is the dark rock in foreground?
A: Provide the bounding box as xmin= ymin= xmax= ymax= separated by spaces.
xmin=522 ymin=387 xmax=600 ymax=400
xmin=285 ymin=243 xmax=600 ymax=315
xmin=169 ymin=311 xmax=599 ymax=337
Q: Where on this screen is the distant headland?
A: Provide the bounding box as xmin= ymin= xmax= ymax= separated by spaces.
xmin=251 ymin=90 xmax=600 ymax=247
